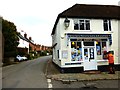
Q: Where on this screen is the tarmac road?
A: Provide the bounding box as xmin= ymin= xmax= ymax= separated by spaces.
xmin=2 ymin=56 xmax=51 ymax=88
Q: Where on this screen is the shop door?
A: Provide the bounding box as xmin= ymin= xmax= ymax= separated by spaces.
xmin=83 ymin=47 xmax=97 ymax=71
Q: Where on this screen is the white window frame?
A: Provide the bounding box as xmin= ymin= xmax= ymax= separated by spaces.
xmin=103 ymin=19 xmax=111 ymax=31
xmin=74 ymin=19 xmax=90 ymax=31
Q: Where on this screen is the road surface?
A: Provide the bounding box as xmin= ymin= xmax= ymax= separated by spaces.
xmin=2 ymin=56 xmax=51 ymax=88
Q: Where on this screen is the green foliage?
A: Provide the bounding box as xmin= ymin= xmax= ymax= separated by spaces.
xmin=2 ymin=19 xmax=19 ymax=57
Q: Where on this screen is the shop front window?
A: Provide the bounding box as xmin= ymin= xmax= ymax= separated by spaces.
xmin=71 ymin=41 xmax=82 ymax=61
xmin=96 ymin=40 xmax=108 ymax=60
xmin=96 ymin=41 xmax=101 ymax=55
xmin=102 ymin=42 xmax=107 ymax=59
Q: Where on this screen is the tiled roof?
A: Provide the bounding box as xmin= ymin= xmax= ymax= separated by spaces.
xmin=51 ymin=4 xmax=120 ymax=35
xmin=59 ymin=4 xmax=120 ymax=19
xmin=17 ymin=33 xmax=34 ymax=44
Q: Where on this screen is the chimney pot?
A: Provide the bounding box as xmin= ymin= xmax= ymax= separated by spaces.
xmin=24 ymin=33 xmax=27 ymax=38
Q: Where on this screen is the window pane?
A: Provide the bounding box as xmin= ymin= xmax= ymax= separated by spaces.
xmin=84 ymin=48 xmax=88 ymax=60
xmin=70 ymin=39 xmax=77 ymax=41
xmin=80 ymin=20 xmax=84 ymax=22
xmin=102 ymin=42 xmax=106 ymax=48
xmin=104 ymin=22 xmax=108 ymax=31
xmin=84 ymin=42 xmax=94 ymax=46
xmin=86 ymin=20 xmax=90 ymax=30
xmin=76 ymin=42 xmax=82 ymax=61
xmin=96 ymin=42 xmax=101 ymax=55
xmin=71 ymin=42 xmax=77 ymax=61
xmin=102 ymin=42 xmax=107 ymax=59
xmin=89 ymin=48 xmax=94 ymax=59
xmin=103 ymin=19 xmax=112 ymax=31
xmin=77 ymin=42 xmax=81 ymax=49
xmin=104 ymin=20 xmax=107 ymax=22
xmin=74 ymin=24 xmax=79 ymax=30
xmin=80 ymin=20 xmax=84 ymax=30
xmin=71 ymin=42 xmax=76 ymax=48
xmin=74 ymin=19 xmax=79 ymax=30
xmin=109 ymin=20 xmax=111 ymax=31
xmin=57 ymin=50 xmax=59 ymax=58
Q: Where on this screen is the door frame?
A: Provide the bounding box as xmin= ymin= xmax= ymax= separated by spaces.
xmin=82 ymin=41 xmax=98 ymax=71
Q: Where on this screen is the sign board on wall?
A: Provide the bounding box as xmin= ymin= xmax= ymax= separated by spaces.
xmin=62 ymin=50 xmax=68 ymax=59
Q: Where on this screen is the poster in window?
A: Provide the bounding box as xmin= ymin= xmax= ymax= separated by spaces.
xmin=89 ymin=48 xmax=94 ymax=59
xmin=96 ymin=46 xmax=101 ymax=55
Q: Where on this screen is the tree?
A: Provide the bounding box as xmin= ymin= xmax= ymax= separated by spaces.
xmin=2 ymin=18 xmax=19 ymax=57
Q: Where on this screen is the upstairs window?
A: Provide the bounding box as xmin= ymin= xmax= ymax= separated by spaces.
xmin=74 ymin=19 xmax=90 ymax=30
xmin=103 ymin=19 xmax=111 ymax=31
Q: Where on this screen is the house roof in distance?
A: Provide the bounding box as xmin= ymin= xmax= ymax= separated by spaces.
xmin=51 ymin=4 xmax=120 ymax=35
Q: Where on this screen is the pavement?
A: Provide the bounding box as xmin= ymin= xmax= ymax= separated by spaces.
xmin=45 ymin=59 xmax=120 ymax=82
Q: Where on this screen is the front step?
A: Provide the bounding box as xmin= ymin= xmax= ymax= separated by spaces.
xmin=83 ymin=70 xmax=101 ymax=74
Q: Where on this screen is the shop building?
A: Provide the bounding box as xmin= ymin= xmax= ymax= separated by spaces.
xmin=51 ymin=4 xmax=120 ymax=71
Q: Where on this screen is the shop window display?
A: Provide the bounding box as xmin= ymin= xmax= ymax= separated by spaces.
xmin=84 ymin=48 xmax=88 ymax=60
xmin=71 ymin=41 xmax=82 ymax=61
xmin=96 ymin=40 xmax=107 ymax=60
xmin=96 ymin=41 xmax=101 ymax=55
xmin=102 ymin=42 xmax=107 ymax=59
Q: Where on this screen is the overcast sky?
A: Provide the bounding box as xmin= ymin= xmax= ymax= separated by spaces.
xmin=0 ymin=0 xmax=120 ymax=46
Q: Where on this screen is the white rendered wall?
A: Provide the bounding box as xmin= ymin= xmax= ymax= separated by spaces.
xmin=52 ymin=18 xmax=119 ymax=67
xmin=52 ymin=20 xmax=62 ymax=67
xmin=18 ymin=39 xmax=29 ymax=49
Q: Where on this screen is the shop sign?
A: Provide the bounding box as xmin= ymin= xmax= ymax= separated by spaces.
xmin=67 ymin=34 xmax=112 ymax=45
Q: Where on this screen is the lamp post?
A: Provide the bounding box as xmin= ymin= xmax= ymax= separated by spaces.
xmin=64 ymin=17 xmax=70 ymax=29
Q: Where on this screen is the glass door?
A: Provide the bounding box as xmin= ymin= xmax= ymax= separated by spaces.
xmin=84 ymin=48 xmax=94 ymax=61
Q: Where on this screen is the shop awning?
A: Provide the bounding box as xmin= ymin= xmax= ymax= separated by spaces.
xmin=66 ymin=33 xmax=112 ymax=45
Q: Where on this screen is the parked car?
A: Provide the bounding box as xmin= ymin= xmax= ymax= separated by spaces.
xmin=16 ymin=55 xmax=27 ymax=62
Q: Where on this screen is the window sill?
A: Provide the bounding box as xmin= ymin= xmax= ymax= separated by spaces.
xmin=97 ymin=60 xmax=108 ymax=62
xmin=74 ymin=29 xmax=91 ymax=31
xmin=103 ymin=31 xmax=113 ymax=33
xmin=74 ymin=30 xmax=92 ymax=32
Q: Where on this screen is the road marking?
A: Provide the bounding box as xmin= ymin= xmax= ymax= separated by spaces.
xmin=47 ymin=79 xmax=53 ymax=88
xmin=47 ymin=79 xmax=51 ymax=83
xmin=48 ymin=83 xmax=53 ymax=88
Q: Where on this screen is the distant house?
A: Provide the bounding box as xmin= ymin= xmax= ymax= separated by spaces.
xmin=51 ymin=4 xmax=120 ymax=72
xmin=29 ymin=41 xmax=51 ymax=53
xmin=17 ymin=33 xmax=33 ymax=55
